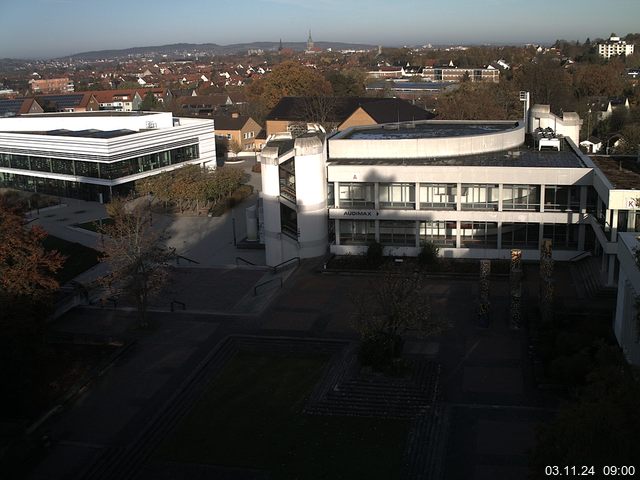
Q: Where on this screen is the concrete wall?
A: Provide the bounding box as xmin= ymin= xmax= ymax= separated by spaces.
xmin=0 ymin=111 xmax=175 ymax=131
xmin=529 ymin=105 xmax=582 ymax=144
xmin=330 ymin=121 xmax=525 ymax=159
xmin=615 ymin=232 xmax=640 ymax=366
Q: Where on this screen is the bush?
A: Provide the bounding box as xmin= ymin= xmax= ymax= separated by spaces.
xmin=418 ymin=242 xmax=439 ymax=268
xmin=365 ymin=241 xmax=384 ymax=268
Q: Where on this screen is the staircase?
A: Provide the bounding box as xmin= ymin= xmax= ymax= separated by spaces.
xmin=570 ymin=256 xmax=617 ymax=302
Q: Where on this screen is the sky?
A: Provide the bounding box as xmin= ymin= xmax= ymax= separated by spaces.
xmin=1 ymin=0 xmax=639 ymax=59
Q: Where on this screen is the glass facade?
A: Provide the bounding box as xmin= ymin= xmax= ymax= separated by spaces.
xmin=379 ymin=183 xmax=415 ymax=209
xmin=419 ymin=183 xmax=457 ymax=210
xmin=419 ymin=220 xmax=456 ymax=247
xmin=338 ymin=182 xmax=375 ymax=209
xmin=503 ymin=185 xmax=540 ymax=211
xmin=544 ymin=185 xmax=580 ymax=212
xmin=280 ymin=203 xmax=298 ymax=239
xmin=339 ymin=220 xmax=375 ymax=245
xmin=0 ymin=144 xmax=199 ymax=181
xmin=460 ymin=221 xmax=498 ymax=248
xmin=0 ymin=172 xmax=124 ymax=202
xmin=279 ymin=158 xmax=296 ymax=203
xmin=379 ymin=220 xmax=415 ymax=246
xmin=502 ymin=222 xmax=540 ymax=248
xmin=461 ymin=184 xmax=499 ymax=210
xmin=543 ymin=223 xmax=579 ymax=249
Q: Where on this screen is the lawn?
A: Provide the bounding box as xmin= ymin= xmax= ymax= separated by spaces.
xmin=155 ymin=352 xmax=410 ymax=479
xmin=42 ymin=235 xmax=101 ymax=284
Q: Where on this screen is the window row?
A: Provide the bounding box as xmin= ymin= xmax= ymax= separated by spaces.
xmin=338 ymin=220 xmax=580 ymax=250
xmin=335 ymin=182 xmax=587 ymax=212
xmin=0 ymin=145 xmax=199 ymax=180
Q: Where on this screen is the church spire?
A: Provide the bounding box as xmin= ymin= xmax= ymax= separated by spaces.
xmin=307 ymin=30 xmax=314 ymax=51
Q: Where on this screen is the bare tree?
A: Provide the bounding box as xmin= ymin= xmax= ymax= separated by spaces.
xmin=352 ymin=267 xmax=449 ymax=370
xmin=302 ymin=95 xmax=338 ymax=132
xmin=99 ymin=197 xmax=172 ymax=327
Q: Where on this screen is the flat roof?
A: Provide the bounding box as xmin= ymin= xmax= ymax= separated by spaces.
xmin=3 ymin=129 xmax=137 ymax=139
xmin=21 ymin=111 xmax=158 ymax=118
xmin=343 ymin=122 xmax=518 ymax=140
xmin=591 ymin=156 xmax=640 ymax=189
xmin=328 ymin=140 xmax=586 ymax=168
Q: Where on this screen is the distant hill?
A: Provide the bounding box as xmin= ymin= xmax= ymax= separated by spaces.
xmin=65 ymin=41 xmax=376 ymax=60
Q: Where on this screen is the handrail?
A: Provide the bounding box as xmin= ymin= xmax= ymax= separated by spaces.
xmin=176 ymin=254 xmax=200 ymax=265
xmin=254 ymin=277 xmax=283 ymax=296
xmin=272 ymin=256 xmax=300 ymax=274
xmin=235 ymin=256 xmax=256 ymax=266
xmin=568 ymin=251 xmax=592 ymax=262
xmin=170 ymin=300 xmax=186 ymax=312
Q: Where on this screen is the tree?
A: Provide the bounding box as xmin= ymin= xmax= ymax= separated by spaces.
xmin=0 ymin=199 xmax=64 ymax=298
xmin=437 ymin=82 xmax=521 ymax=120
xmin=530 ymin=347 xmax=640 ymax=474
xmin=247 ymin=60 xmax=333 ymax=110
xmin=140 ymin=91 xmax=160 ymax=111
xmin=0 ymin=198 xmax=65 ymax=415
xmin=100 ymin=197 xmax=172 ymax=327
xmin=325 ymin=69 xmax=366 ymax=97
xmin=514 ymin=58 xmax=575 ymax=112
xmin=351 ymin=268 xmax=449 ymax=371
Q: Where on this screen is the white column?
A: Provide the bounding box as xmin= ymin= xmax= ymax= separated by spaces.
xmin=539 ymin=184 xmax=545 ymax=213
xmin=456 ymin=182 xmax=462 ymax=211
xmin=455 ymin=220 xmax=461 ymax=248
xmin=335 ymin=219 xmax=341 ymax=245
xmin=498 ymin=184 xmax=503 ymax=212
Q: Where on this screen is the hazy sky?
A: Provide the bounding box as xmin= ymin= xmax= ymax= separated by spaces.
xmin=1 ymin=0 xmax=639 ymax=59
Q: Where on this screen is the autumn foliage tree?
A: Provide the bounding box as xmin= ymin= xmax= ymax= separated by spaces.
xmin=136 ymin=165 xmax=245 ymax=213
xmin=246 ymin=60 xmax=333 ymax=111
xmin=0 ymin=198 xmax=65 ymax=414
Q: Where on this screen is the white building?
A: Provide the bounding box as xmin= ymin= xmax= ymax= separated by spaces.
xmin=0 ymin=111 xmax=215 ymax=202
xmin=258 ymin=104 xmax=640 ymax=364
xmin=598 ymin=35 xmax=635 ymax=59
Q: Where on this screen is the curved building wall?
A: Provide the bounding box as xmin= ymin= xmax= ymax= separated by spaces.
xmin=330 ymin=121 xmax=524 ymax=159
xmin=294 ymin=136 xmax=328 ymax=259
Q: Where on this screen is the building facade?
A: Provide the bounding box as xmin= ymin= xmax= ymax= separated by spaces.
xmin=598 ymin=36 xmax=635 ymax=59
xmin=258 ymin=104 xmax=640 ymax=365
xmin=0 ymin=111 xmax=215 ymax=202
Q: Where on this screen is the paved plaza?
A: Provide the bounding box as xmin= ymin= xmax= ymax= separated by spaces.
xmin=17 ymin=159 xmax=589 ymax=480
xmin=22 ymin=257 xmax=582 ymax=480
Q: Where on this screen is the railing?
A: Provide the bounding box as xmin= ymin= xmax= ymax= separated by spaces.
xmin=280 ymin=185 xmax=296 ymax=203
xmin=175 ymin=255 xmax=200 ymax=265
xmin=568 ymin=251 xmax=592 ymax=262
xmin=272 ymin=256 xmax=300 ymax=274
xmin=235 ymin=256 xmax=257 ymax=266
xmin=254 ymin=277 xmax=283 ymax=296
xmin=170 ymin=300 xmax=186 ymax=312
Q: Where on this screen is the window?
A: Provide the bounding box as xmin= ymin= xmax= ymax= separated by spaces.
xmin=543 ymin=224 xmax=579 ymax=249
xmin=280 ymin=204 xmax=298 ymax=239
xmin=379 ymin=183 xmax=415 ymax=209
xmin=379 ymin=220 xmax=415 ymax=246
xmin=339 ymin=220 xmax=375 ymax=245
xmin=461 ymin=184 xmax=498 ymax=210
xmin=502 ymin=223 xmax=540 ymax=248
xmin=460 ymin=222 xmax=498 ymax=248
xmin=544 ymin=185 xmax=580 ymax=211
xmin=339 ymin=182 xmax=374 ymax=209
xmin=419 ymin=221 xmax=456 ymax=247
xmin=419 ymin=183 xmax=456 ymax=210
xmin=503 ymin=185 xmax=540 ymax=211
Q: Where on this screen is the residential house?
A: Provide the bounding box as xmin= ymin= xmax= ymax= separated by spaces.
xmin=214 ymin=113 xmax=262 ymax=151
xmin=0 ymin=98 xmax=44 ymax=117
xmin=29 ymin=77 xmax=74 ymax=94
xmin=264 ymin=97 xmax=435 ymax=136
